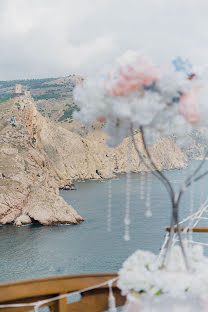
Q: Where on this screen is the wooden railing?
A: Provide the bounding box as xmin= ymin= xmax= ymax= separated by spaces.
xmin=166 ymin=226 xmax=208 ymax=232
xmin=0 ymin=273 xmax=125 ymax=312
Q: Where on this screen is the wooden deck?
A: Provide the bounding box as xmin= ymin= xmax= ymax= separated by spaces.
xmin=0 ymin=273 xmax=125 ymax=312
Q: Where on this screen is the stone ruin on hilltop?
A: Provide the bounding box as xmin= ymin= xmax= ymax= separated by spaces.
xmin=12 ymin=84 xmax=31 ymax=98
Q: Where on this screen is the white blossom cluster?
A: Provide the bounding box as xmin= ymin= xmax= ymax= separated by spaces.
xmin=117 ymin=245 xmax=208 ymax=299
xmin=73 ymin=50 xmax=208 ymax=147
xmin=126 ymin=292 xmax=204 ymax=312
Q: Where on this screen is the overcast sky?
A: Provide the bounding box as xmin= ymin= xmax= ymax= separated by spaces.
xmin=0 ymin=0 xmax=208 ymax=80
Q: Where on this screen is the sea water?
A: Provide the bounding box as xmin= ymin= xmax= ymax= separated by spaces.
xmin=0 ymin=160 xmax=208 ymax=283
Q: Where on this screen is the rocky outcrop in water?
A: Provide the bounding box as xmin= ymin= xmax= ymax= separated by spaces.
xmin=0 ymin=97 xmax=83 ymax=225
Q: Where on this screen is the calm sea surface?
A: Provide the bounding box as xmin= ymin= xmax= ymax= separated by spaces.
xmin=1 ymin=160 xmax=208 ymax=283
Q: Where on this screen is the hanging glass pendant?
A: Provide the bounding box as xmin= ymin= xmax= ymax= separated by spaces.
xmin=189 ymin=164 xmax=195 ymax=244
xmin=145 ymin=171 xmax=152 ymax=217
xmin=107 ymin=150 xmax=113 ymax=232
xmin=140 ymin=170 xmax=145 ymax=200
xmin=124 ymin=136 xmax=132 ymax=241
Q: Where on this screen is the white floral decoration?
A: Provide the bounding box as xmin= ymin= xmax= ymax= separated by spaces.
xmin=73 ymin=50 xmax=208 ymax=147
xmin=117 ymin=245 xmax=208 ymax=299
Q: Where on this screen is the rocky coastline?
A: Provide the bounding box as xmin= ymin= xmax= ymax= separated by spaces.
xmin=0 ymin=96 xmax=187 ymax=226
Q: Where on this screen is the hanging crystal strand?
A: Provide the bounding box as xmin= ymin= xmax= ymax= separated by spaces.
xmin=180 ymin=159 xmax=189 ymax=246
xmin=145 ymin=151 xmax=152 ymax=217
xmin=182 ymin=153 xmax=190 ymax=193
xmin=189 ymin=163 xmax=195 ymax=247
xmin=140 ymin=170 xmax=145 ymax=200
xmin=124 ymin=136 xmax=132 ymax=241
xmin=145 ymin=171 xmax=152 ymax=217
xmin=108 ymin=280 xmax=117 ymax=312
xmin=179 ymin=169 xmax=188 ymax=250
xmin=107 ymin=149 xmax=113 ymax=232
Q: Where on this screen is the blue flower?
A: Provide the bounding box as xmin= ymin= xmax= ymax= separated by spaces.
xmin=172 ymin=91 xmax=183 ymax=103
xmin=172 ymin=56 xmax=192 ymax=75
xmin=144 ymin=82 xmax=158 ymax=92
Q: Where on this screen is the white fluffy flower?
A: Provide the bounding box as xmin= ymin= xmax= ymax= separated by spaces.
xmin=118 ymin=245 xmax=208 ymax=299
xmin=73 ymin=50 xmax=208 ymax=147
xmin=157 ymin=65 xmax=190 ymax=103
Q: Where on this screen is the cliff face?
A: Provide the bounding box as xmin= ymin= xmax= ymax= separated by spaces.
xmin=0 ymin=98 xmax=83 ymax=225
xmin=0 ymin=96 xmax=187 ymax=226
xmin=38 ymin=117 xmax=187 ymax=182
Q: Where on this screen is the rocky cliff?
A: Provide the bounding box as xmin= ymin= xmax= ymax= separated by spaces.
xmin=38 ymin=117 xmax=187 ymax=181
xmin=0 ymin=97 xmax=83 ymax=225
xmin=0 ymin=96 xmax=187 ymax=226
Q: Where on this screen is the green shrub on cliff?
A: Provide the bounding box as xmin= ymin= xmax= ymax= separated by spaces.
xmin=58 ymin=105 xmax=80 ymax=122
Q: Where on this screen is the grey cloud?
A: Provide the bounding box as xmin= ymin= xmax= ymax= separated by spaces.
xmin=0 ymin=0 xmax=208 ymax=80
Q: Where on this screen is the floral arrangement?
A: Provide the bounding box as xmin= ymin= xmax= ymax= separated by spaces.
xmin=73 ymin=51 xmax=208 ymax=310
xmin=117 ymin=245 xmax=208 ymax=299
xmin=73 ymin=51 xmax=207 ymax=147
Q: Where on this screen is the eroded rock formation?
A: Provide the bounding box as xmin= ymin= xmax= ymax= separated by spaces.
xmin=0 ymin=96 xmax=187 ymax=226
xmin=0 ymin=98 xmax=83 ymax=225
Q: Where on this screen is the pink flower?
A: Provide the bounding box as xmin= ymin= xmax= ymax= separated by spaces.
xmin=105 ymin=55 xmax=160 ymax=96
xmin=179 ymin=87 xmax=202 ymax=124
xmin=97 ymin=116 xmax=106 ymax=122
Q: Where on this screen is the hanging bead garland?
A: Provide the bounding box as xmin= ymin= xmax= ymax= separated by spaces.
xmin=140 ymin=170 xmax=145 ymax=200
xmin=124 ymin=136 xmax=132 ymax=241
xmin=107 ymin=150 xmax=113 ymax=232
xmin=145 ymin=171 xmax=152 ymax=217
xmin=189 ymin=164 xmax=195 ymax=244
